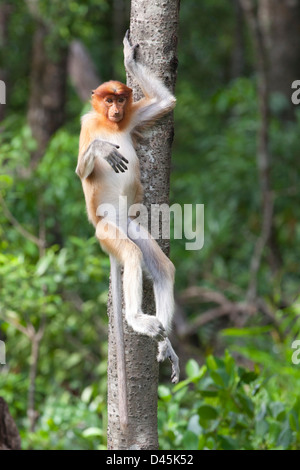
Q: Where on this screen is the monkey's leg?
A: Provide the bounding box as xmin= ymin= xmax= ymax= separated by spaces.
xmin=127 ymin=218 xmax=180 ymax=383
xmin=96 ymin=219 xmax=166 ymax=339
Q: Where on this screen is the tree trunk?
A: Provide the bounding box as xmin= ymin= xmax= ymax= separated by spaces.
xmin=0 ymin=3 xmax=11 ymax=122
xmin=258 ymin=0 xmax=300 ymax=119
xmin=240 ymin=0 xmax=284 ymax=295
xmin=0 ymin=397 xmax=21 ymax=450
xmin=231 ymin=0 xmax=246 ymax=79
xmin=68 ymin=40 xmax=101 ymax=102
xmin=27 ymin=22 xmax=68 ymax=168
xmin=107 ymin=0 xmax=180 ymax=450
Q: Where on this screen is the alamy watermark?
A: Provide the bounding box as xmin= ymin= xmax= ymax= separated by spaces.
xmin=96 ymin=197 xmax=204 ymax=251
xmin=0 ymin=340 xmax=5 ymax=364
xmin=291 ymin=340 xmax=300 ymax=365
xmin=291 ymin=80 xmax=300 ymax=105
xmin=0 ymin=80 xmax=5 ymax=104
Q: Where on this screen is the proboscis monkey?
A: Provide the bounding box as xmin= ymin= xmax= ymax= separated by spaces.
xmin=76 ymin=31 xmax=179 ymax=430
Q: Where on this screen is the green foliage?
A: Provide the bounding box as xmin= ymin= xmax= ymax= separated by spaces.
xmin=158 ymin=352 xmax=300 ymax=450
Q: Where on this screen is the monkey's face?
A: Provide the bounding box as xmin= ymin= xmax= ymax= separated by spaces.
xmin=103 ymin=95 xmax=127 ymax=122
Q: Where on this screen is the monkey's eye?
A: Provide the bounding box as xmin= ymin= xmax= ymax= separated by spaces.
xmin=118 ymin=97 xmax=125 ymax=104
xmin=106 ymin=98 xmax=113 ymax=104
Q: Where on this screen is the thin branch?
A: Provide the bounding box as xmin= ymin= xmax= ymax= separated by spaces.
xmin=0 ymin=193 xmax=45 ymax=249
xmin=239 ymin=0 xmax=276 ymax=302
xmin=176 ymin=285 xmax=273 ymax=338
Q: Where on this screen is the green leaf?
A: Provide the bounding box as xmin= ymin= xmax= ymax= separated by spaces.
xmin=82 ymin=427 xmax=103 ymax=438
xmin=276 ymin=427 xmax=294 ymax=449
xmin=255 ymin=419 xmax=269 ymax=437
xmin=239 ymin=370 xmax=258 ymax=384
xmin=236 ymin=392 xmax=254 ymax=418
xmin=81 ymin=386 xmax=93 ymax=404
xmin=36 ymin=252 xmax=54 ymax=276
xmin=0 ymin=175 xmax=13 ymax=186
xmin=269 ymin=402 xmax=286 ymax=421
xmin=187 ymin=415 xmax=202 ymax=435
xmin=206 ymin=355 xmax=218 ymax=371
xmin=218 ymin=435 xmax=238 ymax=450
xmin=186 ymin=359 xmax=200 ymax=378
xmin=182 ymin=430 xmax=199 ymax=450
xmin=198 ymin=405 xmax=218 ymax=420
xmin=221 ymin=326 xmax=272 ymax=337
xmin=158 ymin=385 xmax=172 ymax=401
xmin=210 ymin=369 xmax=230 ymax=388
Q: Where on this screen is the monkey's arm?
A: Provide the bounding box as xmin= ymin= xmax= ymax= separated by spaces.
xmin=123 ymin=31 xmax=176 ymax=128
xmin=76 ymin=138 xmax=129 ymax=179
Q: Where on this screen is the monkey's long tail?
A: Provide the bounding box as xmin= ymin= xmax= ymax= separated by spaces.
xmin=110 ymin=255 xmax=128 ymax=431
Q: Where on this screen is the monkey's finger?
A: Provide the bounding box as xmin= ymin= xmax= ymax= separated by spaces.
xmin=115 ymin=161 xmax=126 ymax=173
xmin=115 ymin=158 xmax=128 ymax=172
xmin=116 ymin=163 xmax=127 ymax=172
xmin=157 ymin=327 xmax=167 ymax=341
xmin=109 ymin=154 xmax=126 ymax=172
xmin=124 ymin=29 xmax=131 ymax=44
xmin=112 ymin=150 xmax=127 ymax=162
xmin=111 ymin=152 xmax=128 ymax=170
xmin=111 ymin=149 xmax=128 ymax=163
xmin=106 ymin=157 xmax=119 ymax=173
xmin=171 ymin=373 xmax=179 ymax=384
xmin=103 ymin=141 xmax=120 ymax=149
xmin=170 ymin=361 xmax=180 ymax=384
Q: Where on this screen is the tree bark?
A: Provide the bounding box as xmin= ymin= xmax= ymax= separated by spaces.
xmin=231 ymin=0 xmax=246 ymax=79
xmin=258 ymin=0 xmax=300 ymax=117
xmin=27 ymin=22 xmax=68 ymax=168
xmin=68 ymin=40 xmax=101 ymax=102
xmin=0 ymin=3 xmax=11 ymax=122
xmin=240 ymin=0 xmax=283 ymax=297
xmin=0 ymin=397 xmax=21 ymax=450
xmin=107 ymin=0 xmax=180 ymax=450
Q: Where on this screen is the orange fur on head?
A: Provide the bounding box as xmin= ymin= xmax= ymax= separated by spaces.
xmin=91 ymin=81 xmax=133 ymax=130
xmin=93 ymin=80 xmax=132 ymax=99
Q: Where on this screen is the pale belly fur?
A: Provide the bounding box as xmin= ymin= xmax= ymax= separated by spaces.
xmin=84 ymin=131 xmax=142 ymax=225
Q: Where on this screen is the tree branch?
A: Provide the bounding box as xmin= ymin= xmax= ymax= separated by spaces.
xmin=0 ymin=192 xmax=45 ymax=250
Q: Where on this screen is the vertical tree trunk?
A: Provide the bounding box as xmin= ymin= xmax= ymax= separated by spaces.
xmin=107 ymin=0 xmax=180 ymax=450
xmin=231 ymin=0 xmax=246 ymax=79
xmin=68 ymin=40 xmax=101 ymax=102
xmin=0 ymin=397 xmax=21 ymax=450
xmin=258 ymin=0 xmax=300 ymax=115
xmin=240 ymin=0 xmax=282 ymax=299
xmin=0 ymin=3 xmax=11 ymax=122
xmin=27 ymin=22 xmax=68 ymax=168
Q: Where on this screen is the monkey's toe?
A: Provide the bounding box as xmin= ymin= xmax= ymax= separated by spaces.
xmin=157 ymin=338 xmax=180 ymax=383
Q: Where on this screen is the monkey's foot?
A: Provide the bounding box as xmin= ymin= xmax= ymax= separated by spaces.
xmin=129 ymin=313 xmax=166 ymax=340
xmin=157 ymin=338 xmax=180 ymax=384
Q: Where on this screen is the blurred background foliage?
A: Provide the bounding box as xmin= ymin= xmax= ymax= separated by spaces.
xmin=1 ymin=0 xmax=300 ymax=449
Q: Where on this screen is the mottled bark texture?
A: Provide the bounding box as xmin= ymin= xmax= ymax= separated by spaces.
xmin=0 ymin=397 xmax=21 ymax=450
xmin=107 ymin=0 xmax=180 ymax=450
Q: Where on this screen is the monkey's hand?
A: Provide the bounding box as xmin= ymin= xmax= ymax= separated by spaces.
xmin=92 ymin=139 xmax=129 ymax=174
xmin=123 ymin=29 xmax=139 ymax=71
xmin=76 ymin=140 xmax=128 ymax=179
xmin=102 ymin=143 xmax=129 ymax=173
